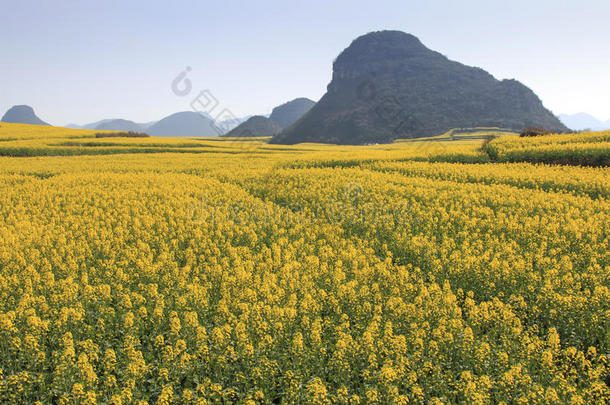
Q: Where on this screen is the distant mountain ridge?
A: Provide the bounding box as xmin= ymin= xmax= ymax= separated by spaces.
xmin=7 ymin=98 xmax=314 ymax=138
xmin=272 ymin=31 xmax=567 ymax=145
xmin=558 ymin=113 xmax=610 ymax=131
xmin=65 ymin=113 xmax=221 ymax=137
xmin=66 ymin=119 xmax=116 ymax=129
xmin=1 ymin=105 xmax=50 ymax=126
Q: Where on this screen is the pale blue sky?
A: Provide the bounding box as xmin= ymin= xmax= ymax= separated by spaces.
xmin=2 ymin=0 xmax=609 ymax=125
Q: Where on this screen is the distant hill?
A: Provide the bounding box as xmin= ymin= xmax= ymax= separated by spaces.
xmin=223 ymin=115 xmax=281 ymax=137
xmin=558 ymin=113 xmax=610 ymax=131
xmin=94 ymin=119 xmax=143 ymax=132
xmin=269 ymin=98 xmax=315 ymax=128
xmin=1 ymin=105 xmax=50 ymax=126
xmin=139 ymin=121 xmax=158 ymax=129
xmin=216 ymin=115 xmax=251 ymax=134
xmin=65 ymin=119 xmax=116 ymax=129
xmin=67 ymin=119 xmax=157 ymax=130
xmin=272 ymin=31 xmax=567 ymax=145
xmin=146 ymin=111 xmax=220 ymax=137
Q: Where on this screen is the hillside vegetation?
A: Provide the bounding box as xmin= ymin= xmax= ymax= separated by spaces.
xmin=0 ymin=123 xmax=608 ymax=403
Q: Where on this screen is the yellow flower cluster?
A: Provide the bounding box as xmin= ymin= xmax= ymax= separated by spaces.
xmin=485 ymin=130 xmax=610 ymax=166
xmin=0 ymin=123 xmax=608 ymax=403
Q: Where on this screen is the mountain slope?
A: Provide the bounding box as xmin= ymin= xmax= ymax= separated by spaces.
xmin=146 ymin=112 xmax=219 ymax=137
xmin=223 ymin=115 xmax=281 ymax=137
xmin=1 ymin=105 xmax=50 ymax=126
xmin=272 ymin=31 xmax=567 ymax=145
xmin=269 ymin=98 xmax=315 ymax=128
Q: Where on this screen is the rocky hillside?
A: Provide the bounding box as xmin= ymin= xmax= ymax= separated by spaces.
xmin=272 ymin=31 xmax=567 ymax=145
xmin=1 ymin=105 xmax=50 ymax=126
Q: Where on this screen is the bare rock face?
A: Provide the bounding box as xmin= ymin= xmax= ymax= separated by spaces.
xmin=272 ymin=31 xmax=567 ymax=145
xmin=2 ymin=105 xmax=50 ymax=126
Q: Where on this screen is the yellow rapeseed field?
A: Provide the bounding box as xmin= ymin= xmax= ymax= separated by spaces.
xmin=0 ymin=123 xmax=609 ymax=404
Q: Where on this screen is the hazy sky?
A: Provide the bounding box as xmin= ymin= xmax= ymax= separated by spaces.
xmin=2 ymin=0 xmax=609 ymax=125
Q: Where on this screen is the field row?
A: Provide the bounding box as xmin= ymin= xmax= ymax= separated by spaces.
xmin=1 ymin=165 xmax=608 ymax=403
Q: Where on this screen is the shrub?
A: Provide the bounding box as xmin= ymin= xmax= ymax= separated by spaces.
xmin=520 ymin=127 xmax=551 ymax=137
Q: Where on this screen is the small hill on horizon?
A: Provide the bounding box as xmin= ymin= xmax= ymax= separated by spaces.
xmin=1 ymin=105 xmax=50 ymax=126
xmin=223 ymin=115 xmax=281 ymax=137
xmin=272 ymin=31 xmax=567 ymax=145
xmin=269 ymin=98 xmax=315 ymax=128
xmin=146 ymin=111 xmax=220 ymax=137
xmin=94 ymin=119 xmax=143 ymax=132
xmin=558 ymin=113 xmax=610 ymax=131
